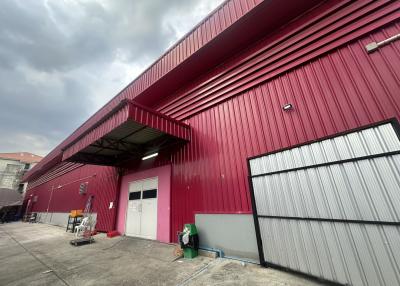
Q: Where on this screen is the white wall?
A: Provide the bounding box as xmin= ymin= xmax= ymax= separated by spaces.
xmin=0 ymin=158 xmax=25 ymax=190
xmin=195 ymin=214 xmax=259 ymax=262
xmin=37 ymin=212 xmax=97 ymax=228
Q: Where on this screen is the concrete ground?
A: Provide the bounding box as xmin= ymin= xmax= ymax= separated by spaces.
xmin=0 ymin=222 xmax=326 ymax=286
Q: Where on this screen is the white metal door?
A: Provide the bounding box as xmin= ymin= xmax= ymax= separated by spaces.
xmin=125 ymin=177 xmax=158 ymax=240
xmin=125 ymin=182 xmax=142 ymax=237
xmin=248 ymin=122 xmax=400 ymax=286
xmin=139 ymin=178 xmax=158 ymax=239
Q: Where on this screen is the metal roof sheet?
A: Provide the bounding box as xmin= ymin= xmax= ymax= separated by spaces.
xmin=0 ymin=152 xmax=42 ymax=164
xmin=61 ymin=100 xmax=190 ymax=166
xmin=24 ymin=0 xmax=321 ymax=181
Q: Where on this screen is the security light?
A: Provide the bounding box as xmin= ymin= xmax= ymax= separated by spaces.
xmin=142 ymin=152 xmax=158 ymax=160
xmin=282 ymin=103 xmax=293 ymax=111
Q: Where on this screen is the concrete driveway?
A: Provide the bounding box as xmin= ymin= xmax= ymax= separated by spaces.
xmin=0 ymin=222 xmax=325 ymax=286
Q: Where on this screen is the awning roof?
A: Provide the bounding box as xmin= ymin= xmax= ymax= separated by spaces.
xmin=62 ymin=100 xmax=190 ymax=166
xmin=0 ymin=188 xmax=23 ymax=208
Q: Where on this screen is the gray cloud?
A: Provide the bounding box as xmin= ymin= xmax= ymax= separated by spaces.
xmin=0 ymin=0 xmax=223 ymax=156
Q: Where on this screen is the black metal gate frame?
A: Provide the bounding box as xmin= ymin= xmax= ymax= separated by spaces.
xmin=246 ymin=118 xmax=400 ymax=286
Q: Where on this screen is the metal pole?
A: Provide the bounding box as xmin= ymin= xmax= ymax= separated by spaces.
xmin=46 ymin=185 xmax=55 ymax=222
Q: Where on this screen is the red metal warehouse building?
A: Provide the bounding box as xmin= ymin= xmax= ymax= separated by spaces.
xmin=24 ymin=1 xmax=400 ymax=285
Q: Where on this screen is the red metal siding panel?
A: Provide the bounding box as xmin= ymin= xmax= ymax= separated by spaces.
xmin=26 ymin=165 xmax=118 ymax=232
xmin=27 ymin=162 xmax=83 ymax=190
xmin=23 ymin=0 xmax=400 ymax=243
xmin=169 ymin=18 xmax=400 ymax=240
xmin=25 ymin=0 xmax=264 ymax=182
xmin=156 ymin=1 xmax=399 ymax=120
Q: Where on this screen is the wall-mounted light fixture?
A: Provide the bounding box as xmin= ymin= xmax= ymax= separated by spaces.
xmin=282 ymin=103 xmax=293 ymax=111
xmin=365 ymin=33 xmax=400 ymax=53
xmin=79 ymin=182 xmax=88 ymax=195
xmin=142 ymin=152 xmax=158 ymax=161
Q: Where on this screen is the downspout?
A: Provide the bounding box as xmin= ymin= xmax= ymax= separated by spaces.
xmin=112 ymin=167 xmax=124 ymax=231
xmin=46 ymin=185 xmax=55 ymax=221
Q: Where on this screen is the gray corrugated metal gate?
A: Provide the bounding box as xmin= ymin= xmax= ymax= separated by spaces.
xmin=248 ymin=120 xmax=400 ymax=286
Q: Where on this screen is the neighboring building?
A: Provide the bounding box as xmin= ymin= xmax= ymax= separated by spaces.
xmin=23 ymin=1 xmax=400 ymax=285
xmin=0 ymin=152 xmax=42 ymax=193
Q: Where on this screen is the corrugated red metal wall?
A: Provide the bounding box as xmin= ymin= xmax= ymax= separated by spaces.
xmin=27 ymin=162 xmax=83 ymax=189
xmin=156 ymin=0 xmax=399 ymax=120
xmin=24 ymin=0 xmax=400 ymax=241
xmin=26 ymin=165 xmax=118 ymax=232
xmin=23 ymin=0 xmax=267 ymax=183
xmin=164 ymin=1 xmax=400 ymax=240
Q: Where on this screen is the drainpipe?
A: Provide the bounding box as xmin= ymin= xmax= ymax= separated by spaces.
xmin=199 ymin=246 xmax=258 ymax=265
xmin=46 ymin=185 xmax=55 ymax=221
xmin=112 ymin=168 xmax=124 ymax=231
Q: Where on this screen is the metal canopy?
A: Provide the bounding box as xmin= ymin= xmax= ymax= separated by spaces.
xmin=62 ymin=100 xmax=190 ymax=166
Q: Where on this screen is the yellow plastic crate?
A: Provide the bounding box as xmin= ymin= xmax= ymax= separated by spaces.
xmin=70 ymin=209 xmax=83 ymax=217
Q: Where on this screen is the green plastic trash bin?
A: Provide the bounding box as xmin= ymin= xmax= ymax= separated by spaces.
xmin=179 ymin=224 xmax=199 ymax=259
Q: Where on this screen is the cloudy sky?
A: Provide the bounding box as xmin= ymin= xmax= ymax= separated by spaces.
xmin=0 ymin=0 xmax=223 ymax=157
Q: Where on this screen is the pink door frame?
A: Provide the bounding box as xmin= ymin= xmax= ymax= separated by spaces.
xmin=116 ymin=165 xmax=171 ymax=243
